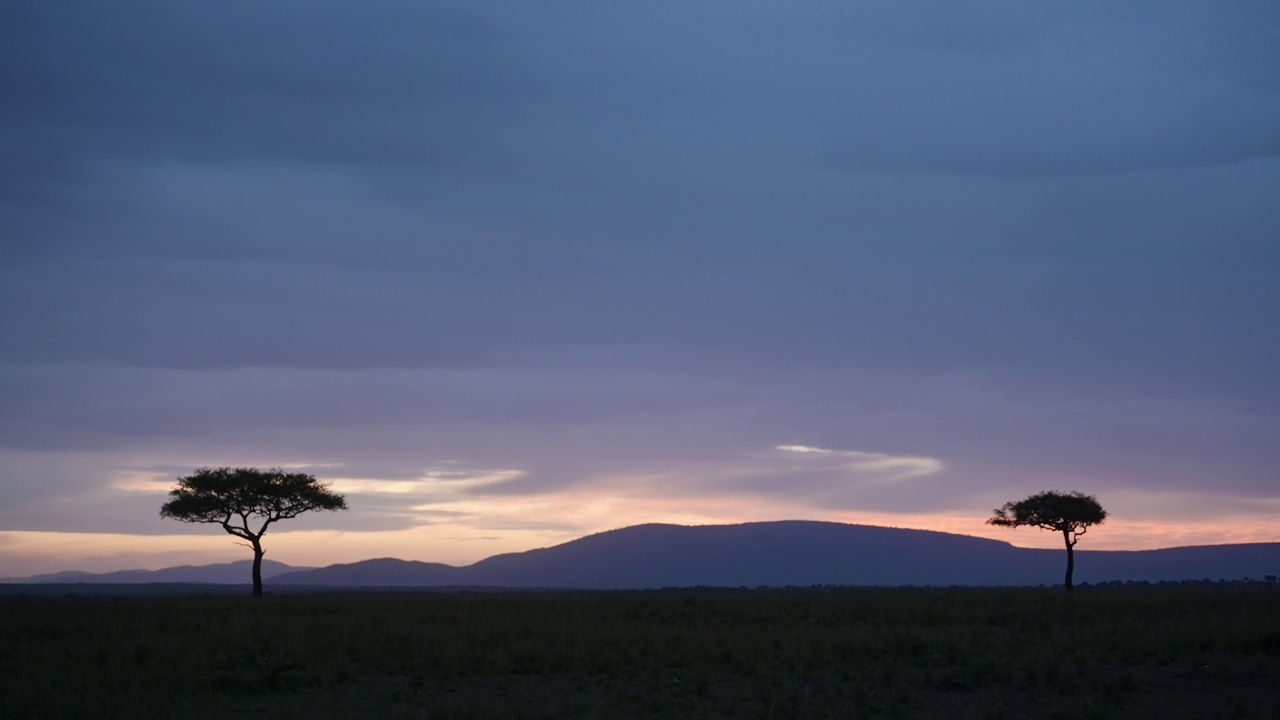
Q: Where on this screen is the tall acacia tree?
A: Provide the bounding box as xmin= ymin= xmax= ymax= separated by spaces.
xmin=988 ymin=490 xmax=1107 ymax=592
xmin=160 ymin=467 xmax=347 ymax=597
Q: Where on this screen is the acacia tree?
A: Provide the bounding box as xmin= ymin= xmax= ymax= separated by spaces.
xmin=988 ymin=490 xmax=1107 ymax=592
xmin=160 ymin=467 xmax=347 ymax=597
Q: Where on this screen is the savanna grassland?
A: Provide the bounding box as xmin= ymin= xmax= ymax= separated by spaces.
xmin=2 ymin=586 xmax=1278 ymax=719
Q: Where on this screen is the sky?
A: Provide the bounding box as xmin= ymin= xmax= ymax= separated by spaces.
xmin=2 ymin=0 xmax=1278 ymax=577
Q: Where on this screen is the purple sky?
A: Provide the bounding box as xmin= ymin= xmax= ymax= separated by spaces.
xmin=2 ymin=0 xmax=1277 ymax=576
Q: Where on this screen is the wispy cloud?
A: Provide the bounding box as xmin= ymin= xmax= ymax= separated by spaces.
xmin=276 ymin=463 xmax=346 ymax=470
xmin=111 ymin=473 xmax=175 ymax=493
xmin=776 ymin=445 xmax=834 ymax=454
xmin=326 ymin=469 xmax=523 ymax=495
xmin=111 ymin=466 xmax=523 ymax=496
xmin=776 ymin=444 xmax=943 ymax=482
xmin=112 ymin=464 xmax=357 ymax=492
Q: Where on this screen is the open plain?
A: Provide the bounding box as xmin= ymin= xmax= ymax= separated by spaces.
xmin=3 ymin=585 xmax=1278 ymax=719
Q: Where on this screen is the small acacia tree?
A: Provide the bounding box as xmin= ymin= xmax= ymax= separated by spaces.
xmin=160 ymin=467 xmax=347 ymax=597
xmin=988 ymin=490 xmax=1107 ymax=592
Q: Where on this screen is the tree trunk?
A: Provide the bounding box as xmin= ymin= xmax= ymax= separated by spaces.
xmin=251 ymin=543 xmax=265 ymax=598
xmin=1062 ymin=529 xmax=1075 ymax=592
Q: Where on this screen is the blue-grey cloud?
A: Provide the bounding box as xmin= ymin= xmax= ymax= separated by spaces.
xmin=1 ymin=0 xmax=1277 ymax=548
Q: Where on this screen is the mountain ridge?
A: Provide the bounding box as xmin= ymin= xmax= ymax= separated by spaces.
xmin=6 ymin=521 xmax=1277 ymax=588
xmin=2 ymin=558 xmax=306 ymax=584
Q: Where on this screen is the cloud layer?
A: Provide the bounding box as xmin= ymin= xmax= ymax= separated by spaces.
xmin=2 ymin=0 xmax=1277 ymax=573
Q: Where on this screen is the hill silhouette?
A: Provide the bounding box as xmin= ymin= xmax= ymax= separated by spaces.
xmin=6 ymin=559 xmax=305 ymax=584
xmin=7 ymin=522 xmax=1277 ymax=589
xmin=270 ymin=521 xmax=1280 ymax=589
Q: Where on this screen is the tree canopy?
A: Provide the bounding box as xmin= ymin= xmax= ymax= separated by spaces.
xmin=988 ymin=490 xmax=1106 ymax=591
xmin=160 ymin=467 xmax=347 ymax=596
xmin=988 ymin=490 xmax=1107 ymax=539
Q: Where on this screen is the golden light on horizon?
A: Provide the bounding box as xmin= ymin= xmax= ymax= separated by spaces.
xmin=3 ymin=489 xmax=1275 ymax=578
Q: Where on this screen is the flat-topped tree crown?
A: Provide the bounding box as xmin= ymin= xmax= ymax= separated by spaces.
xmin=160 ymin=467 xmax=346 ymax=597
xmin=988 ymin=490 xmax=1106 ymax=592
xmin=988 ymin=490 xmax=1107 ymax=538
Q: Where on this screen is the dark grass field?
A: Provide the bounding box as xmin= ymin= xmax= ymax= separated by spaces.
xmin=3 ymin=586 xmax=1278 ymax=719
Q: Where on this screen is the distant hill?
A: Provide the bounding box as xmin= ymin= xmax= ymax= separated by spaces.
xmin=4 ymin=559 xmax=306 ymax=584
xmin=271 ymin=557 xmax=466 ymax=586
xmin=8 ymin=522 xmax=1278 ymax=590
xmin=270 ymin=521 xmax=1280 ymax=589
